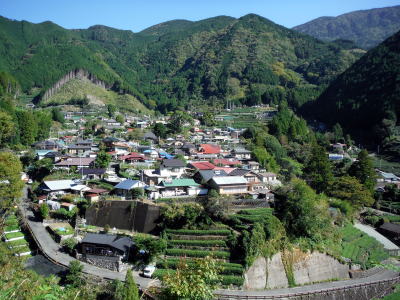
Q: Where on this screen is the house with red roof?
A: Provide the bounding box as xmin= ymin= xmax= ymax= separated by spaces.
xmin=212 ymin=158 xmax=241 ymax=167
xmin=188 ymin=161 xmax=216 ymax=170
xmin=199 ymin=144 xmax=221 ymax=154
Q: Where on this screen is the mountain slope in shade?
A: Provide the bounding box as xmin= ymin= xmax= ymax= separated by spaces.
xmin=304 ymin=30 xmax=400 ymax=148
xmin=293 ymin=5 xmax=400 ymax=49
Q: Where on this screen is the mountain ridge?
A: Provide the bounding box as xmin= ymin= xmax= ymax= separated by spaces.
xmin=293 ymin=5 xmax=400 ymax=49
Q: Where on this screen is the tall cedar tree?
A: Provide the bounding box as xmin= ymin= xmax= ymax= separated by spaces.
xmin=348 ymin=150 xmax=376 ymax=192
xmin=304 ymin=144 xmax=333 ymax=193
xmin=124 ymin=269 xmax=139 ymax=300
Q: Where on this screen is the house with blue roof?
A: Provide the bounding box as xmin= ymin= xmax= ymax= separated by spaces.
xmin=114 ymin=179 xmax=145 ymax=199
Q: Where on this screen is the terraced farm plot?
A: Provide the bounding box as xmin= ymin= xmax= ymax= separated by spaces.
xmin=160 ymin=228 xmax=244 ymax=287
xmin=340 ymin=224 xmax=389 ymax=268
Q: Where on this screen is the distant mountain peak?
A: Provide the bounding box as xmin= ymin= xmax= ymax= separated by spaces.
xmin=293 ymin=5 xmax=400 ymax=49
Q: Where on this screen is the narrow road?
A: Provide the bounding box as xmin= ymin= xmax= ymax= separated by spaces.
xmin=215 ymin=266 xmax=399 ymax=297
xmin=18 ymin=186 xmax=154 ymax=288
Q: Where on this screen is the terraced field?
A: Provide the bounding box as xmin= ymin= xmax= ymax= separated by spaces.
xmin=154 ymin=228 xmax=244 ymax=287
xmin=2 ymin=214 xmax=32 ymax=257
xmin=341 ymin=224 xmax=389 ymax=268
xmin=229 ymin=208 xmax=274 ymax=230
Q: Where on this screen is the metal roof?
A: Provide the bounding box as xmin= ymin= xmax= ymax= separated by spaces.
xmin=161 ymin=178 xmax=199 ymax=187
xmin=114 ymin=179 xmax=143 ymax=190
xmin=161 ymin=159 xmax=186 ymax=168
xmin=81 ymin=233 xmax=134 ymax=252
xmin=210 ymin=176 xmax=248 ymax=185
xmin=43 ymin=180 xmax=75 ymax=191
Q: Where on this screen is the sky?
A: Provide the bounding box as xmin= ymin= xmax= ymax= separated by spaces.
xmin=1 ymin=0 xmax=400 ymax=32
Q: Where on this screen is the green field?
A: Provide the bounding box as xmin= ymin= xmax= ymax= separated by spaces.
xmin=340 ymin=224 xmax=388 ymax=268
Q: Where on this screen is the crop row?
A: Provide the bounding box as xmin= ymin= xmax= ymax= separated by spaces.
xmin=166 ymin=229 xmax=231 ymax=236
xmin=157 ymin=259 xmax=243 ymax=275
xmin=168 ymin=239 xmax=226 ymax=247
xmin=165 ymin=248 xmax=230 ymax=259
xmin=153 ymin=269 xmax=243 ymax=286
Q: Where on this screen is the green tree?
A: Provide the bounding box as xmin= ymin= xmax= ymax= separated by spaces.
xmin=66 ymin=260 xmax=85 ymax=287
xmin=61 ymin=237 xmax=78 ymax=255
xmin=95 ymin=150 xmax=111 ymax=168
xmin=51 ymin=107 xmax=64 ymax=123
xmin=167 ymin=111 xmax=193 ymax=134
xmin=252 ymin=147 xmax=279 ymax=173
xmin=0 ymin=152 xmax=23 ymax=208
xmin=328 ymin=176 xmax=374 ymax=208
xmin=107 ymin=104 xmax=117 ymax=118
xmin=116 ymin=114 xmax=125 ymax=124
xmin=201 ymin=111 xmax=217 ymax=127
xmin=123 ymin=269 xmax=140 ymax=300
xmin=0 ymin=111 xmax=14 ymax=147
xmin=304 ymin=144 xmax=333 ymax=193
xmin=275 ymin=179 xmax=336 ymax=244
xmin=348 ymin=150 xmax=376 ymax=192
xmin=332 ymin=123 xmax=344 ymax=143
xmin=153 ymin=122 xmax=167 ymax=139
xmin=16 ymin=110 xmax=37 ymax=145
xmin=162 ymin=256 xmax=220 ymax=300
xmin=28 ymin=158 xmax=53 ymax=181
xmin=40 ymin=203 xmax=49 ymax=220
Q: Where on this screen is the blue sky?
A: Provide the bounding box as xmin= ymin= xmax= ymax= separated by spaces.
xmin=1 ymin=0 xmax=399 ymax=31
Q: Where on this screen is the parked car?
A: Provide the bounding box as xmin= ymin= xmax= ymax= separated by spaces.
xmin=141 ymin=265 xmax=156 ymax=278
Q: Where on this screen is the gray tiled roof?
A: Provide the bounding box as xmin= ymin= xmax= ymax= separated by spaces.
xmin=82 ymin=233 xmax=134 ymax=252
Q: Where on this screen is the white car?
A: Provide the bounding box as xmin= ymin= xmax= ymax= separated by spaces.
xmin=142 ymin=265 xmax=156 ymax=278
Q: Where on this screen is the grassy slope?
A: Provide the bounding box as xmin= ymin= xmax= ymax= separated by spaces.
xmin=42 ymin=77 xmax=152 ymax=114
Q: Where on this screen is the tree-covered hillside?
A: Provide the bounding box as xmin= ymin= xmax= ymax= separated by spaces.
xmin=305 ymin=30 xmax=400 ymax=155
xmin=293 ymin=5 xmax=400 ymax=49
xmin=0 ymin=14 xmax=364 ymax=112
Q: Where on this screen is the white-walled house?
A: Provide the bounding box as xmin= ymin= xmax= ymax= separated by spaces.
xmin=159 ymin=159 xmax=186 ymax=179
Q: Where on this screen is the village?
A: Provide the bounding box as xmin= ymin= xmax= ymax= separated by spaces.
xmin=0 ymin=103 xmax=397 ymax=292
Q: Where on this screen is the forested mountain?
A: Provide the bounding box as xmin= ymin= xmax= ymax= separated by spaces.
xmin=304 ymin=30 xmax=400 ymax=154
xmin=293 ymin=5 xmax=400 ymax=49
xmin=0 ymin=14 xmax=363 ymax=112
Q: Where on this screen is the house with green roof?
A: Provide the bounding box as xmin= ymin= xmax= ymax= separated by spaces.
xmin=158 ymin=178 xmax=208 ymax=198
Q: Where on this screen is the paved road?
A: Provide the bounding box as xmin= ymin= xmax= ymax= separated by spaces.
xmin=355 ymin=222 xmax=400 ymax=251
xmin=215 ymin=266 xmax=399 ymax=297
xmin=18 ymin=187 xmax=154 ymax=288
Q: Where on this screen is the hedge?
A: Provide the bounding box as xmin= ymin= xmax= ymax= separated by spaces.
xmin=168 ymin=240 xmax=226 ymax=247
xmin=237 ymin=208 xmax=273 ymax=215
xmin=5 ymin=219 xmax=18 ymax=226
xmin=165 ymin=249 xmax=230 ymax=259
xmin=166 ymin=229 xmax=231 ymax=236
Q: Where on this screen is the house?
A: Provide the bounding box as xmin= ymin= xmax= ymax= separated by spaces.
xmin=79 ymin=168 xmax=106 ymax=180
xmin=84 ymin=188 xmax=109 ymax=202
xmin=119 ymin=153 xmax=145 ymax=164
xmin=80 ymin=233 xmax=134 ymax=261
xmin=257 ymin=172 xmax=281 ymax=186
xmin=39 ymin=180 xmax=76 ymax=195
xmin=245 ymin=161 xmax=260 ymax=171
xmin=181 ymin=143 xmax=197 ymax=155
xmin=159 ymin=178 xmax=208 ymax=198
xmin=43 ymin=151 xmax=63 ymax=163
xmin=55 ymin=157 xmax=95 ymax=169
xmin=213 ymin=158 xmax=241 ymax=167
xmin=159 ymin=159 xmax=186 ymax=179
xmin=142 ymin=169 xmax=168 ymax=185
xmin=207 ymin=176 xmax=248 ymax=195
xmin=193 ymin=169 xmax=228 ymax=184
xmin=199 ymin=144 xmax=221 ymax=155
xmin=114 ymin=179 xmax=146 ymax=199
xmin=67 ymin=144 xmax=92 ymax=155
xmin=143 ymin=131 xmax=158 ymax=143
xmin=231 ymin=148 xmax=252 ymax=160
xmin=187 ymin=161 xmax=216 ymax=171
xmin=378 ymin=223 xmax=400 ymax=250
xmin=33 ymin=140 xmax=62 ymax=151
xmin=229 ymin=169 xmax=260 ymax=184
xmin=377 ymin=170 xmax=400 ymax=183
xmin=61 ymin=202 xmax=76 ymax=211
